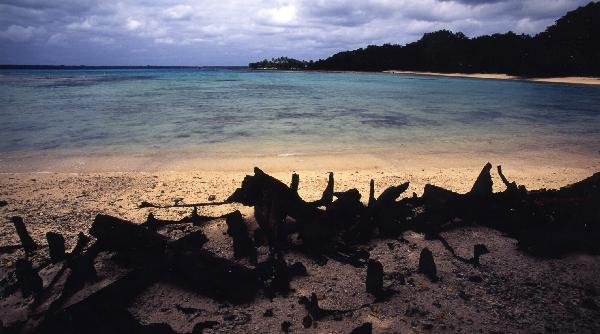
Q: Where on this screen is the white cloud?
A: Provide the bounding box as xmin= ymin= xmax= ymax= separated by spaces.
xmin=0 ymin=25 xmax=37 ymax=42
xmin=164 ymin=5 xmax=194 ymax=20
xmin=47 ymin=32 xmax=67 ymax=45
xmin=126 ymin=17 xmax=142 ymax=30
xmin=258 ymin=5 xmax=298 ymax=25
xmin=0 ymin=0 xmax=592 ymax=64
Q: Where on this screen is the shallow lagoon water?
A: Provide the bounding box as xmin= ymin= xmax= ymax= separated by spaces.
xmin=1 ymin=68 xmax=599 ymax=159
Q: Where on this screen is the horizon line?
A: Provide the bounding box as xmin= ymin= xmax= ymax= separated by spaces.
xmin=0 ymin=64 xmax=250 ymax=69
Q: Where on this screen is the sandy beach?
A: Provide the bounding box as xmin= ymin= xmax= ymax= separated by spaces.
xmin=384 ymin=70 xmax=600 ymax=86
xmin=2 ymin=148 xmax=599 ymax=247
xmin=2 ymin=153 xmax=600 ymax=332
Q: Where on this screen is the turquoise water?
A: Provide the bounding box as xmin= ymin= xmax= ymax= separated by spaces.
xmin=1 ymin=68 xmax=599 ymax=157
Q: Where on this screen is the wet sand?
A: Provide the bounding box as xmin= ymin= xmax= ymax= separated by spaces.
xmin=384 ymin=70 xmax=600 ymax=86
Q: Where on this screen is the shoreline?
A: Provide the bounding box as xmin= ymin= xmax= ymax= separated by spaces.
xmin=383 ymin=70 xmax=600 ymax=86
xmin=1 ymin=147 xmax=598 ymax=197
xmin=1 ymin=147 xmax=599 ymax=174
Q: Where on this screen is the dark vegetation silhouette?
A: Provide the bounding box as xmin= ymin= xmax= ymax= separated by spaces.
xmin=248 ymin=57 xmax=312 ymax=70
xmin=250 ymin=2 xmax=600 ymax=76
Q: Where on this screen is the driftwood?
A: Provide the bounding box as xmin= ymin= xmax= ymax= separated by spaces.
xmin=69 ymin=232 xmax=90 ymax=258
xmin=139 ymin=163 xmax=600 ymax=259
xmin=15 ymin=259 xmax=43 ymax=297
xmin=224 ymin=211 xmax=257 ymax=262
xmin=290 ymin=173 xmax=300 ymax=192
xmin=436 ymin=235 xmax=490 ymax=267
xmin=418 ymin=248 xmax=438 ymax=282
xmin=167 ymin=247 xmax=260 ymax=304
xmin=0 ymin=244 xmax=22 ymax=254
xmin=365 ymin=259 xmax=384 ymax=295
xmin=4 ymin=164 xmax=600 ymax=333
xmin=298 ymin=293 xmax=351 ymax=320
xmin=11 ymin=216 xmax=37 ymax=253
xmin=91 ymin=214 xmax=167 ymax=254
xmin=143 ymin=207 xmax=218 ymax=231
xmin=139 ymin=201 xmax=228 ymax=209
xmin=46 ymin=232 xmax=65 ymax=263
xmin=298 ymin=292 xmax=368 ymax=322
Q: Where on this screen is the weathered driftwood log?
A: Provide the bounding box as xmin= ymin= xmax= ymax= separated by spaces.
xmin=224 ymin=210 xmax=257 ymax=262
xmin=11 ymin=216 xmax=37 ymax=253
xmin=298 ymin=292 xmax=361 ymax=321
xmin=46 ymin=232 xmax=66 ymax=263
xmin=255 ymin=252 xmax=308 ymax=298
xmin=69 ymin=232 xmax=90 ymax=258
xmin=327 ymin=188 xmax=363 ymax=231
xmin=497 ymin=165 xmax=519 ymax=192
xmin=365 ymin=259 xmax=383 ymax=295
xmin=418 ymin=248 xmax=438 ymax=282
xmin=469 ymin=162 xmax=493 ymax=197
xmin=144 ymin=207 xmax=218 ymax=231
xmin=21 ymin=218 xmax=262 ymax=334
xmin=167 ymin=247 xmax=260 ymax=304
xmin=90 ymin=214 xmax=263 ymax=304
xmin=36 ymin=266 xmax=175 ymax=334
xmin=90 ymin=214 xmax=166 ymax=253
xmin=372 ymin=182 xmax=410 ymax=236
xmin=472 ymin=244 xmax=490 ymax=265
xmin=299 ymin=293 xmax=343 ymax=320
xmin=368 ymin=179 xmax=376 ymax=207
xmin=256 ymin=252 xmax=291 ymax=297
xmin=228 ymin=167 xmax=324 ymax=252
xmin=168 ymin=231 xmax=208 ymax=251
xmin=290 ymin=173 xmax=300 ymax=192
xmin=435 ymin=234 xmax=491 ymax=267
xmin=309 ymin=172 xmax=334 ymax=207
xmin=323 ymin=242 xmax=369 ymax=267
xmin=15 ymin=258 xmax=43 ymax=297
xmin=0 ymin=244 xmax=22 ymax=254
xmin=5 ymin=164 xmax=600 ymax=333
xmin=139 ymin=200 xmax=228 ymax=209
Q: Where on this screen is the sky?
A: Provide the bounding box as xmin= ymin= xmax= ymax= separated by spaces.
xmin=0 ymin=0 xmax=592 ymax=65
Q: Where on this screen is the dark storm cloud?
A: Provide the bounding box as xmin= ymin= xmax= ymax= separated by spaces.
xmin=0 ymin=0 xmax=592 ymax=65
xmin=440 ymin=0 xmax=507 ymax=4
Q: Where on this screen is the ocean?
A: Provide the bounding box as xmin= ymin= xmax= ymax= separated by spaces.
xmin=1 ymin=67 xmax=600 ymax=160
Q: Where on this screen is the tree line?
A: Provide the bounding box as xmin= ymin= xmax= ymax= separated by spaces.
xmin=248 ymin=57 xmax=312 ymax=70
xmin=249 ymin=2 xmax=600 ymax=77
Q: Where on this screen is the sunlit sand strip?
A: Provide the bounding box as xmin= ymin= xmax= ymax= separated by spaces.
xmin=384 ymin=70 xmax=600 ymax=86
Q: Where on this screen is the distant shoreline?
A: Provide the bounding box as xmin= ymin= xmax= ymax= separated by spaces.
xmin=383 ymin=70 xmax=600 ymax=86
xmin=3 ymin=65 xmax=599 ymax=86
xmin=0 ymin=65 xmax=248 ymax=70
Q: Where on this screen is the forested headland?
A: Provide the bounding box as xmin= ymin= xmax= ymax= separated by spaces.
xmin=249 ymin=2 xmax=600 ymax=77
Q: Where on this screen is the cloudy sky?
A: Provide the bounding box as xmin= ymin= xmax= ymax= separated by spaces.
xmin=0 ymin=0 xmax=591 ymax=65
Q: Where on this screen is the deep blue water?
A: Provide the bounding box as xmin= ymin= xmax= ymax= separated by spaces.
xmin=1 ymin=68 xmax=599 ymax=156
